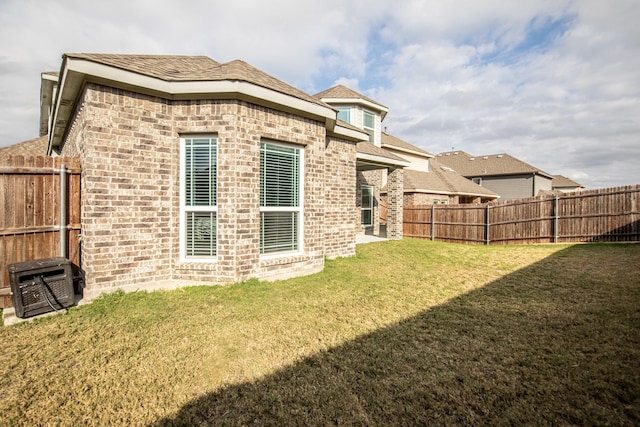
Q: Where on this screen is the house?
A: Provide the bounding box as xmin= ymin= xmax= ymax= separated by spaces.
xmin=436 ymin=151 xmax=554 ymax=200
xmin=0 ymin=135 xmax=48 ymax=157
xmin=37 ymin=53 xmax=406 ymax=299
xmin=552 ymin=175 xmax=585 ymax=192
xmin=314 ymin=86 xmax=495 ymax=236
xmin=380 ymin=133 xmax=497 ymax=205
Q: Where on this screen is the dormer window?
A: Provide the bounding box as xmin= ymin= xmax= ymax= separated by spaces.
xmin=336 ymin=107 xmax=351 ymax=124
xmin=363 ymin=110 xmax=375 ymax=143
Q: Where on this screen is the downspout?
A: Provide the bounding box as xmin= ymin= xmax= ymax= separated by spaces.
xmin=59 ymin=164 xmax=67 ymax=257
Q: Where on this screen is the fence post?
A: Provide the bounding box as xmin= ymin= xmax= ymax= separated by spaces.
xmin=554 ymin=195 xmax=559 ymax=244
xmin=59 ymin=163 xmax=67 ymax=258
xmin=431 ymin=204 xmax=435 ymax=241
xmin=485 ymin=204 xmax=490 ymax=245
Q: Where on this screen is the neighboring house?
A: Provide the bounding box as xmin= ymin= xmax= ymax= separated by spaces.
xmin=0 ymin=136 xmax=48 ymax=157
xmin=552 ymin=175 xmax=585 ymax=192
xmin=436 ymin=151 xmax=554 ymax=200
xmin=35 ymin=53 xmax=406 ymax=299
xmin=314 ymin=86 xmax=495 ymax=236
xmin=380 ymin=133 xmax=497 ymax=205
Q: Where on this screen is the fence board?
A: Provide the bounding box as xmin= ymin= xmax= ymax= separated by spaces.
xmin=404 ymin=185 xmax=640 ymax=245
xmin=0 ymin=155 xmax=81 ymax=308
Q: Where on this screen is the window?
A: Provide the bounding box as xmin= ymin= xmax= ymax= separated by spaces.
xmin=260 ymin=141 xmax=303 ymax=255
xmin=337 ymin=107 xmax=351 ymax=123
xmin=363 ymin=110 xmax=375 ymax=143
xmin=181 ymin=136 xmax=217 ymax=259
xmin=361 ymin=185 xmax=373 ymax=226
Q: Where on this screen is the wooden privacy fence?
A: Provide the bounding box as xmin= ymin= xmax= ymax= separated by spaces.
xmin=0 ymin=155 xmax=81 ymax=308
xmin=404 ymin=185 xmax=640 ymax=245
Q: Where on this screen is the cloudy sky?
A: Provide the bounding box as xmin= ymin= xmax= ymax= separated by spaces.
xmin=1 ymin=0 xmax=638 ymax=189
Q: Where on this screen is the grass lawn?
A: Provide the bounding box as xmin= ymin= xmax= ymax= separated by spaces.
xmin=0 ymin=239 xmax=639 ymax=426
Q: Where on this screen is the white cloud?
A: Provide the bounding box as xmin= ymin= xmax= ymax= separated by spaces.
xmin=0 ymin=0 xmax=638 ymax=188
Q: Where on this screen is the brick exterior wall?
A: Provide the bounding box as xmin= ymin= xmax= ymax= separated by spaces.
xmin=404 ymin=193 xmax=459 ymax=205
xmin=386 ymin=168 xmax=404 ymax=239
xmin=61 ymin=84 xmax=357 ymax=296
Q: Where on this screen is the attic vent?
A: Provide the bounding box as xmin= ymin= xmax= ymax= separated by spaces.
xmin=454 ymin=151 xmax=459 ymax=155
xmin=441 ymin=166 xmax=454 ymax=172
xmin=497 ymin=154 xmax=503 ymax=158
xmin=469 ymin=157 xmax=475 ymax=161
xmin=483 ymin=156 xmax=488 ymax=159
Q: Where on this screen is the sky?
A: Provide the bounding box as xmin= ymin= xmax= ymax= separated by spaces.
xmin=0 ymin=0 xmax=638 ymax=189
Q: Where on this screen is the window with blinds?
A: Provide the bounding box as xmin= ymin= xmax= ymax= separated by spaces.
xmin=260 ymin=141 xmax=302 ymax=255
xmin=181 ymin=137 xmax=217 ymax=258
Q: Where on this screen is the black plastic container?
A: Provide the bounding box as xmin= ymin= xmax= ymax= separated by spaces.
xmin=9 ymin=257 xmax=75 ymax=318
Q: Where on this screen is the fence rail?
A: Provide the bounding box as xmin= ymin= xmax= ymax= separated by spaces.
xmin=0 ymin=155 xmax=81 ymax=308
xmin=404 ymin=185 xmax=640 ymax=245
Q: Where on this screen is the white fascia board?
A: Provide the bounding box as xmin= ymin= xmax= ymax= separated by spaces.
xmin=409 ymin=188 xmax=497 ymax=198
xmin=332 ymin=124 xmax=369 ymax=141
xmin=382 ymin=144 xmax=434 ymax=159
xmin=321 ymin=97 xmax=389 ymax=115
xmin=356 ymin=152 xmax=410 ymax=168
xmin=66 ymin=58 xmax=336 ymax=120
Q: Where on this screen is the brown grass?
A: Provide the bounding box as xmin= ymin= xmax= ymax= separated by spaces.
xmin=0 ymin=240 xmax=638 ymax=426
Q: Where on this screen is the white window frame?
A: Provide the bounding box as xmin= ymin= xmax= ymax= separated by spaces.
xmin=179 ymin=135 xmax=218 ymax=262
xmin=260 ymin=140 xmax=304 ymax=258
xmin=361 ymin=185 xmax=374 ymax=226
xmin=336 ymin=107 xmax=351 ymax=124
xmin=363 ymin=110 xmax=375 ymax=143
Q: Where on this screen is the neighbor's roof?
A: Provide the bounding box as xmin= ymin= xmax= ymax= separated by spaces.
xmin=381 ymin=132 xmax=433 ymax=158
xmin=356 ymin=142 xmax=405 ymax=162
xmin=552 ymin=175 xmax=584 ymax=189
xmin=398 ymin=160 xmax=498 ymax=198
xmin=0 ymin=136 xmax=49 ymax=157
xmin=436 ymin=151 xmax=554 ymax=179
xmin=65 ymin=53 xmax=330 ymax=109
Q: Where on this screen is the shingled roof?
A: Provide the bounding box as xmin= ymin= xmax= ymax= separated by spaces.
xmin=436 ymin=151 xmax=554 ymax=179
xmin=65 ymin=53 xmax=330 ymax=109
xmin=314 ymin=84 xmax=388 ymax=118
xmin=0 ymin=136 xmax=49 ymax=157
xmin=381 ymin=132 xmax=433 ymax=157
xmin=400 ymin=160 xmax=498 ymax=198
xmin=552 ymin=175 xmax=584 ymax=189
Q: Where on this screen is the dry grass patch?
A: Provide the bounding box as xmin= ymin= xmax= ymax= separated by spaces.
xmin=0 ymin=240 xmax=638 ymax=425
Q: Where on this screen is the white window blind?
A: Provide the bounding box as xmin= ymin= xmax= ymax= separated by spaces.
xmin=260 ymin=141 xmax=302 ymax=255
xmin=182 ymin=137 xmax=217 ymax=258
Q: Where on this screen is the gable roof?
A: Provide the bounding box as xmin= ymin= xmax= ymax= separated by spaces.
xmin=314 ymin=84 xmax=388 ymax=119
xmin=0 ymin=136 xmax=49 ymax=157
xmin=399 ymin=160 xmax=498 ymax=198
xmin=381 ymin=132 xmax=433 ymax=158
xmin=436 ymin=151 xmax=554 ymax=179
xmin=552 ymin=175 xmax=584 ymax=189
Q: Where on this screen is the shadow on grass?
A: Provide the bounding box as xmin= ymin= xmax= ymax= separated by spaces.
xmin=153 ymin=244 xmax=640 ymax=426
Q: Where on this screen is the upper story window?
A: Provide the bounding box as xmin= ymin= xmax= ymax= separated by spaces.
xmin=363 ymin=110 xmax=375 ymax=143
xmin=180 ymin=136 xmax=217 ymax=260
xmin=336 ymin=107 xmax=351 ymax=124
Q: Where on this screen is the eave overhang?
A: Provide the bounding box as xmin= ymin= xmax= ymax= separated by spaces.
xmin=48 ymin=57 xmax=338 ymax=154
